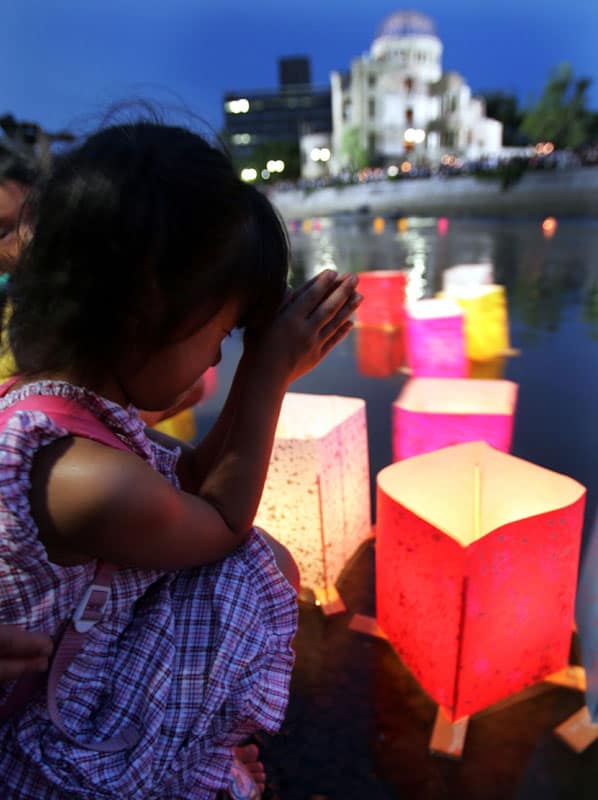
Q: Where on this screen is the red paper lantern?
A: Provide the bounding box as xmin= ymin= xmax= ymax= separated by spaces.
xmin=376 ymin=442 xmax=585 ymax=721
xmin=355 ymin=326 xmax=405 ymax=377
xmin=355 ymin=271 xmax=407 ymax=327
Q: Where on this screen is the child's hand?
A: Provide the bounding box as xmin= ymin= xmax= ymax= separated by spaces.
xmin=246 ymin=269 xmax=362 ymax=384
xmin=0 ymin=625 xmax=53 ymax=682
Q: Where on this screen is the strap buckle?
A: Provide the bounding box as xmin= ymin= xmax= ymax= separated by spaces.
xmin=72 ymin=583 xmax=111 ymax=633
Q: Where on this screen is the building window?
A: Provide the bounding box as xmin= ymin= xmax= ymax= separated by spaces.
xmin=368 ymin=132 xmax=376 ymax=154
xmin=368 ymin=98 xmax=376 ymax=119
xmin=405 ymin=77 xmax=413 ymax=94
xmin=405 ymin=108 xmax=414 ymax=125
xmin=368 ymin=73 xmax=376 ymax=88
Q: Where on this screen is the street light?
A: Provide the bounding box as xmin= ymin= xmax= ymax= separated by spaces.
xmin=240 ymin=167 xmax=257 ymax=182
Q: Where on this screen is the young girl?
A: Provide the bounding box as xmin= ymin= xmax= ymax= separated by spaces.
xmin=0 ymin=121 xmax=361 ymax=799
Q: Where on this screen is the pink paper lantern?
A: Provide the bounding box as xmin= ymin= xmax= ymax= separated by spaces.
xmin=355 ymin=271 xmax=407 ymax=327
xmin=376 ymin=441 xmax=585 ymax=721
xmin=405 ymin=298 xmax=467 ymax=377
xmin=392 ymin=377 xmax=518 ymax=461
xmin=254 ymin=393 xmax=372 ymax=602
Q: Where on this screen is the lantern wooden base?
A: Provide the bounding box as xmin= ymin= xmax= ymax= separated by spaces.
xmin=313 ymin=585 xmax=347 ymax=616
xmin=554 ymin=706 xmax=598 ymax=753
xmin=430 ymin=707 xmax=469 ymax=759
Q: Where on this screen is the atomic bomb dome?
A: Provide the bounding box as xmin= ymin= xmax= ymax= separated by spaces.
xmin=328 ymin=9 xmax=503 ymax=173
xmin=375 ymin=10 xmax=437 ymax=40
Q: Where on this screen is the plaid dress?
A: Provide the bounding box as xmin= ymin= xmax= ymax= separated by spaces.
xmin=0 ymin=381 xmax=297 ymax=799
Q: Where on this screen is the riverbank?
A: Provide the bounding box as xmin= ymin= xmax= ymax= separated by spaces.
xmin=269 ymin=167 xmax=598 ymax=220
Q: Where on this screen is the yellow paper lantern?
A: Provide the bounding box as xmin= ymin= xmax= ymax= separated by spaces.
xmin=441 ymin=285 xmax=510 ymax=362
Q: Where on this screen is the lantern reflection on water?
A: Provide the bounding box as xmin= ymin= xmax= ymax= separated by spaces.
xmin=254 ymin=392 xmax=371 ymax=612
xmin=355 ymin=270 xmax=407 ymax=328
xmin=355 ymin=325 xmax=405 ymax=377
xmin=376 ymin=441 xmax=585 ymax=722
xmin=392 ymin=378 xmax=518 ymax=462
xmin=405 ymin=298 xmax=467 ymax=378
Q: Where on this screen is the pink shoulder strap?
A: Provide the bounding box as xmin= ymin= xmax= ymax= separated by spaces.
xmin=0 ymin=377 xmax=142 ymax=751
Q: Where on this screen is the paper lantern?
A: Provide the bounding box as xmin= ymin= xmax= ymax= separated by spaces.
xmin=392 ymin=378 xmax=518 ymax=461
xmin=442 ymin=263 xmax=494 ymax=294
xmin=355 ymin=325 xmax=405 ymax=377
xmin=254 ymin=393 xmax=372 ymax=609
xmin=468 ymin=356 xmax=506 ymax=380
xmin=355 ymin=271 xmax=407 ymax=327
xmin=441 ymin=284 xmax=510 ymax=362
xmin=376 ymin=441 xmax=585 ymax=721
xmin=405 ymin=298 xmax=467 ymax=378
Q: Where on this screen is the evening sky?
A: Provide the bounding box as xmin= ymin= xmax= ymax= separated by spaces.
xmin=2 ymin=0 xmax=597 ymax=138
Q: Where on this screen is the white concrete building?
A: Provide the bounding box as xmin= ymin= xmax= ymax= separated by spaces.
xmin=330 ymin=10 xmax=502 ymax=170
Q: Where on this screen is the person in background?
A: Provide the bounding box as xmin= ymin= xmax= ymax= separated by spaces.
xmin=0 ymin=119 xmax=361 ymax=799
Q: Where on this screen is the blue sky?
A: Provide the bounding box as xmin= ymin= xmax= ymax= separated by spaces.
xmin=2 ymin=0 xmax=597 ymax=137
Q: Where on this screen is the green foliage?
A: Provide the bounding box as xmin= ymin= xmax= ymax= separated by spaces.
xmin=340 ymin=127 xmax=369 ymax=172
xmin=521 ymin=63 xmax=592 ymax=149
xmin=481 ymin=92 xmax=525 ymax=146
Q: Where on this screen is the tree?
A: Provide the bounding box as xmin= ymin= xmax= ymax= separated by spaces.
xmin=340 ymin=127 xmax=368 ymax=172
xmin=480 ymin=92 xmax=525 ymax=146
xmin=520 ymin=63 xmax=592 ymax=149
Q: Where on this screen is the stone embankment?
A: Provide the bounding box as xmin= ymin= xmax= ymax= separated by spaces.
xmin=269 ymin=167 xmax=598 ymax=220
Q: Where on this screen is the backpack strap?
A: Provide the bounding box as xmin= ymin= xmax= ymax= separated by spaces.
xmin=0 ymin=382 xmax=142 ymax=751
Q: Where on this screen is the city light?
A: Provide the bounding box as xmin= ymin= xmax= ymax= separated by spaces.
xmin=240 ymin=167 xmax=257 ymax=182
xmin=400 ymin=161 xmax=412 ymax=173
xmin=387 ymin=165 xmax=399 ymax=177
xmin=535 ymin=142 xmax=555 ymax=156
xmin=266 ymin=159 xmax=285 ymax=173
xmin=404 ymin=128 xmax=426 ymax=144
xmin=231 ymin=133 xmax=251 ymax=145
xmin=261 ymin=169 xmax=271 ymax=180
xmin=310 ymin=147 xmax=331 ymax=162
xmin=225 ymin=98 xmax=250 ymax=114
xmin=542 ymin=216 xmax=558 ymax=238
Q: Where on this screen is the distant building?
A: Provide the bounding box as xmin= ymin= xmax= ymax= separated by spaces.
xmin=223 ymin=56 xmax=331 ymax=176
xmin=330 ymin=10 xmax=502 ymax=170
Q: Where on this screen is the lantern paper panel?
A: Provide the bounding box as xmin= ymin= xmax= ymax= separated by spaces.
xmin=405 ymin=298 xmax=467 ymax=378
xmin=254 ymin=393 xmax=371 ymax=592
xmin=468 ymin=356 xmax=506 ymax=380
xmin=376 ymin=442 xmax=585 ymax=721
xmin=355 ymin=271 xmax=407 ymax=327
xmin=392 ymin=378 xmax=518 ymax=461
xmin=355 ymin=325 xmax=405 ymax=377
xmin=442 ymin=263 xmax=494 ymax=294
xmin=576 ymin=510 xmax=598 ymax=722
xmin=441 ymin=285 xmax=510 ymax=362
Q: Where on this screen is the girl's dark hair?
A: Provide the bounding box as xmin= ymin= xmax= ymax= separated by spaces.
xmin=8 ymin=122 xmax=289 ymax=385
xmin=0 ymin=146 xmax=40 ymax=188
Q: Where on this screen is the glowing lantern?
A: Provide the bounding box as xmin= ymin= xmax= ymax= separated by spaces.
xmin=405 ymin=298 xmax=467 ymax=378
xmin=392 ymin=378 xmax=518 ymax=462
xmin=254 ymin=393 xmax=372 ymax=610
xmin=542 ymin=217 xmax=558 ymax=238
xmin=442 ymin=263 xmax=493 ymax=293
xmin=442 ymin=284 xmax=510 ymax=363
xmin=355 ymin=270 xmax=407 ymax=328
xmin=376 ymin=441 xmax=585 ymax=722
xmin=373 ymin=216 xmax=385 ymax=234
xmin=355 ymin=325 xmax=405 ymax=377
